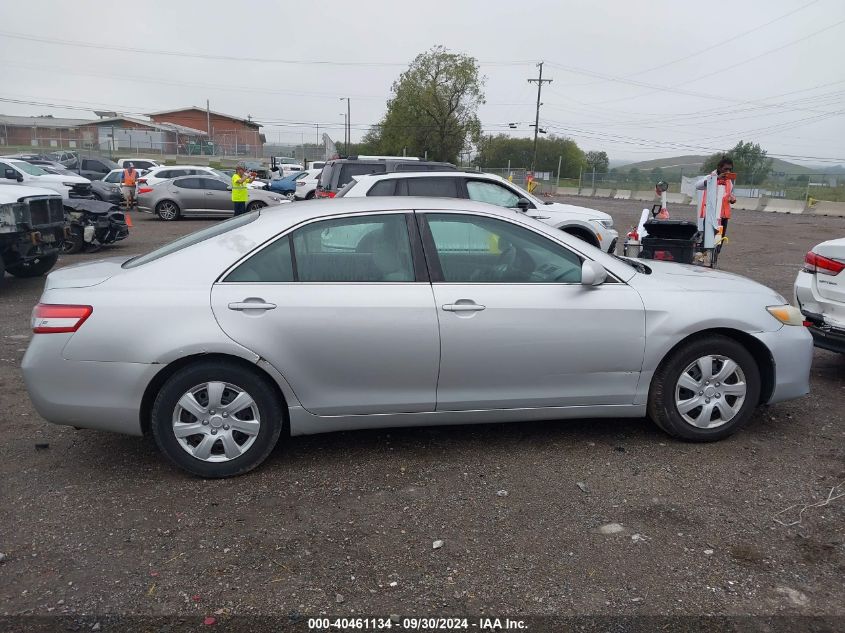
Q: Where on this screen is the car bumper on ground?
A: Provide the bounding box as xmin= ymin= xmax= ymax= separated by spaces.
xmin=22 ymin=333 xmax=159 ymax=436
xmin=753 ymin=325 xmax=814 ymax=404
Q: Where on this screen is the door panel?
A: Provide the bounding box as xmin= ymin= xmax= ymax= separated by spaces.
xmin=211 ymin=213 xmax=440 ymax=416
xmin=421 ymin=212 xmax=646 ymax=410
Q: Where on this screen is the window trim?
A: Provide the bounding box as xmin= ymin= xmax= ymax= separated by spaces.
xmin=217 ymin=210 xmax=427 ymax=285
xmin=417 ymin=211 xmax=607 ymax=285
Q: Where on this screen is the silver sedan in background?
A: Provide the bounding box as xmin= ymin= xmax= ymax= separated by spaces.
xmin=22 ymin=198 xmax=812 ymax=477
xmin=137 ymin=175 xmax=289 ymax=220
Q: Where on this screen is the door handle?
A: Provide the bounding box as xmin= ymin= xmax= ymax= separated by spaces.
xmin=206 ymin=192 xmax=214 ymax=196
xmin=442 ymin=303 xmax=486 ymax=312
xmin=228 ymin=300 xmax=277 ymax=311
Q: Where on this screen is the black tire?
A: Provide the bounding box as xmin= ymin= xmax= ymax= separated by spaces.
xmin=648 ymin=335 xmax=761 ymax=441
xmin=61 ymin=229 xmax=85 ymax=254
xmin=0 ymin=255 xmax=5 ymax=288
xmin=304 ymin=191 xmax=315 ymax=200
xmin=151 ymin=360 xmax=283 ymax=478
xmin=5 ymin=253 xmax=59 ymax=278
xmin=155 ymin=200 xmax=181 ymax=221
xmin=247 ymin=200 xmax=266 ymax=212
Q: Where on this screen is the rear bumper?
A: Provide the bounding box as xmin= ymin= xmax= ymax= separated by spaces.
xmin=802 ymin=316 xmax=845 ymax=354
xmin=753 ymin=326 xmax=813 ymax=405
xmin=22 ymin=334 xmax=159 ymax=436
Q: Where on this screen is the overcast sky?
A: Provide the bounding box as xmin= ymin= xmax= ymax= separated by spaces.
xmin=1 ymin=0 xmax=843 ymax=166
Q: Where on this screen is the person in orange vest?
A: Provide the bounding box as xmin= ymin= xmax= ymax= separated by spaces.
xmin=696 ymin=156 xmax=736 ymax=238
xmin=121 ymin=162 xmax=138 ymax=210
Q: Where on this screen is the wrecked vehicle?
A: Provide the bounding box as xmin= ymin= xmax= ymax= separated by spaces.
xmin=62 ymin=199 xmax=130 ymax=254
xmin=0 ymin=184 xmax=66 ymax=285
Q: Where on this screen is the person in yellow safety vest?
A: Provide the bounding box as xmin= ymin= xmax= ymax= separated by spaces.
xmin=231 ymin=161 xmax=255 ymax=216
xmin=696 ymin=155 xmax=736 ymax=238
xmin=121 ymin=162 xmax=138 ymax=209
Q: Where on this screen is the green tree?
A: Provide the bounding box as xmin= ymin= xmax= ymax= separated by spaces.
xmin=473 ymin=134 xmax=585 ymax=177
xmin=701 ymin=140 xmax=773 ymax=185
xmin=628 ymin=167 xmax=643 ymax=186
xmin=650 ymin=167 xmax=665 ymax=182
xmin=585 ymin=151 xmax=609 ymax=173
xmin=368 ymin=46 xmax=485 ymax=163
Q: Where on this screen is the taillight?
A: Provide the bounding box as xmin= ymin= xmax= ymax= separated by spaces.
xmin=804 ymin=251 xmax=844 ymax=275
xmin=32 ymin=304 xmax=93 ymax=334
xmin=316 ymin=190 xmax=335 ymax=198
xmin=137 ymin=178 xmax=147 ymax=184
xmin=137 ymin=187 xmax=153 ymax=194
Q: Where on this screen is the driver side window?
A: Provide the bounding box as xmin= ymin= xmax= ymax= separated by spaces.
xmin=466 ymin=180 xmax=523 ymax=208
xmin=425 ymin=214 xmax=582 ymax=283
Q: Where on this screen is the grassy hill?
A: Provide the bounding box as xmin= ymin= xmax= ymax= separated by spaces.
xmin=612 ymin=155 xmax=815 ymax=177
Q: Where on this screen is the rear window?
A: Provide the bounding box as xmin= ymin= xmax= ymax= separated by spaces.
xmin=122 ymin=213 xmax=258 ymax=269
xmin=318 ymin=163 xmax=334 ymax=188
xmin=337 ymin=163 xmax=387 ymax=189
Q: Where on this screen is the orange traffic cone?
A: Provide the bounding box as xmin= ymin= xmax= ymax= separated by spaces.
xmin=125 ymin=209 xmax=133 ymax=227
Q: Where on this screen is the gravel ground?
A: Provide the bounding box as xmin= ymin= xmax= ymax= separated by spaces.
xmin=1 ymin=201 xmax=843 ymax=625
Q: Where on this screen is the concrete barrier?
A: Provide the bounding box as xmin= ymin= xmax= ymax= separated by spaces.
xmin=633 ymin=190 xmax=657 ymax=202
xmin=593 ymin=188 xmax=613 ymax=198
xmin=556 ymin=187 xmax=580 ymax=197
xmin=577 ymin=188 xmax=595 ymax=196
xmin=809 ymin=201 xmax=845 ymax=217
xmin=613 ymin=189 xmax=632 ymax=200
xmin=763 ymin=198 xmax=806 ymax=214
xmin=732 ymin=196 xmax=762 ymax=211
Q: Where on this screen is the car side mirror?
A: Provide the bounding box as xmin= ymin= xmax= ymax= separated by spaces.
xmin=227 ymin=185 xmax=232 ymax=191
xmin=516 ymin=197 xmax=530 ymax=212
xmin=581 ymin=260 xmax=607 ymax=286
xmin=4 ymin=168 xmax=20 ymax=181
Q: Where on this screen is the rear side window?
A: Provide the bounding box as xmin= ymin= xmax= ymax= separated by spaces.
xmin=404 ymin=177 xmax=459 ymax=198
xmin=226 ymin=236 xmax=294 ymax=282
xmin=174 ymin=178 xmax=201 ymax=189
xmin=156 ymin=169 xmax=173 ymax=179
xmin=367 ymin=179 xmax=397 ymax=196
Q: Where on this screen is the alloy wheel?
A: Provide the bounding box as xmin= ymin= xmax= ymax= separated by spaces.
xmin=171 ymin=382 xmax=261 ymax=462
xmin=158 ymin=202 xmax=178 ymax=220
xmin=674 ymin=355 xmax=747 ymax=429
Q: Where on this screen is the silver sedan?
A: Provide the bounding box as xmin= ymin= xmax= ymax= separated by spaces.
xmin=136 ymin=175 xmax=289 ymax=220
xmin=23 ymin=198 xmax=813 ymax=477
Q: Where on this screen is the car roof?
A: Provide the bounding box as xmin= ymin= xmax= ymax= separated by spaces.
xmin=150 ymin=165 xmax=212 ymax=171
xmin=354 ymin=170 xmax=508 ymax=183
xmin=265 ymin=196 xmax=517 ymax=218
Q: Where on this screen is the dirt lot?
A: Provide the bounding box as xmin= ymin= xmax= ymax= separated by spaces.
xmin=1 ymin=200 xmax=844 ymax=628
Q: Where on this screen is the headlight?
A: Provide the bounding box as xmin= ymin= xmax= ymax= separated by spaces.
xmin=0 ymin=203 xmax=19 ymax=231
xmin=766 ymin=305 xmax=804 ymax=326
xmin=591 ymin=218 xmax=614 ymax=229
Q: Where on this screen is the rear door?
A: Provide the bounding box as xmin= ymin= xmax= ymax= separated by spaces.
xmin=211 ymin=212 xmax=440 ymax=416
xmin=419 ymin=210 xmax=646 ymax=411
xmin=197 ymin=177 xmax=232 ymax=215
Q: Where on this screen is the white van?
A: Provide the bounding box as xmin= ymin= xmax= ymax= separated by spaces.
xmin=0 ymin=157 xmax=91 ymax=199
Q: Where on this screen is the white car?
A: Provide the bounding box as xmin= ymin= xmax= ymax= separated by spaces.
xmin=0 ymin=157 xmax=91 ymax=199
xmin=338 ymin=171 xmax=619 ymax=252
xmin=794 ymin=237 xmax=845 ymax=353
xmin=294 ymin=168 xmax=322 ymax=200
xmin=117 ymin=158 xmax=160 ymax=170
xmin=138 ymin=165 xmax=262 ymax=189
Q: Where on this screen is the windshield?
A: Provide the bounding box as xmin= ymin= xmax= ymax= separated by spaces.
xmin=123 ymin=212 xmax=258 ymax=269
xmin=14 ymin=162 xmax=48 ymax=176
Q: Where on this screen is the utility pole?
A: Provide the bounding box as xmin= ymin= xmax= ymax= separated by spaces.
xmin=339 ymin=97 xmax=351 ymax=151
xmin=527 ymin=62 xmax=552 ymax=174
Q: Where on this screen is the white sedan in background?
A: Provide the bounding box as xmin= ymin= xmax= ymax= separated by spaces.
xmin=294 ymin=168 xmax=322 ymax=200
xmin=795 ymin=237 xmax=845 ymax=353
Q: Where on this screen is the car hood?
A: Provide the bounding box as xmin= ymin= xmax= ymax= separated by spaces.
xmin=33 ymin=173 xmax=90 ymax=184
xmin=0 ymin=184 xmax=62 ymax=202
xmin=632 ymin=259 xmax=783 ymax=297
xmin=529 ymin=202 xmax=611 ymax=222
xmin=44 ymin=257 xmax=129 ymax=289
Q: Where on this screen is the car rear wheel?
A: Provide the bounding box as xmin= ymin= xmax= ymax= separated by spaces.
xmin=648 ymin=335 xmax=761 ymax=441
xmin=151 ymin=361 xmax=283 ymax=477
xmin=5 ymin=254 xmax=59 ymax=278
xmin=156 ymin=200 xmax=180 ymax=221
xmin=247 ymin=201 xmax=267 ymax=212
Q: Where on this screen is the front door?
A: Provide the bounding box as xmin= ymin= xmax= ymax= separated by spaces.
xmin=211 ymin=212 xmax=440 ymax=416
xmin=197 ymin=177 xmax=233 ymax=216
xmin=419 ymin=211 xmax=645 ymax=411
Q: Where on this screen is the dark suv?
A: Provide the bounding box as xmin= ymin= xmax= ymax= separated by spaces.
xmin=316 ymin=157 xmax=455 ymax=198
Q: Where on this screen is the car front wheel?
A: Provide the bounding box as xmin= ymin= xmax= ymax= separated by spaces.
xmin=648 ymin=335 xmax=761 ymax=441
xmin=151 ymin=361 xmax=283 ymax=477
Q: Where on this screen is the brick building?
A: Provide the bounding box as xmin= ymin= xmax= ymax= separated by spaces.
xmin=77 ymin=116 xmax=208 ymax=154
xmin=0 ymin=115 xmax=90 ymax=149
xmin=148 ymin=107 xmax=264 ymax=156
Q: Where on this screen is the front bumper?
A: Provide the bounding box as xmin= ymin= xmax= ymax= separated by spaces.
xmin=22 ymin=333 xmax=160 ymax=436
xmin=753 ymin=326 xmax=813 ymax=405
